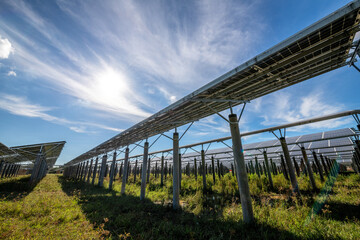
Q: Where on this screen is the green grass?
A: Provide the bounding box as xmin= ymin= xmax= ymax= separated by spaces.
xmin=1 ymin=172 xmax=359 ymax=239
xmin=0 ymin=175 xmax=103 ymax=239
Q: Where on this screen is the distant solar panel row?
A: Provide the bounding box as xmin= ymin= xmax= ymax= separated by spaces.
xmin=0 ymin=141 xmax=66 ymax=169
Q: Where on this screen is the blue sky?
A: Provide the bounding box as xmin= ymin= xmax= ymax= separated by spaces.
xmin=0 ymin=0 xmax=359 ymax=165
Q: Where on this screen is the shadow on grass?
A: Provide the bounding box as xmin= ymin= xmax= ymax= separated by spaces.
xmin=58 ymin=176 xmax=341 ymax=240
xmin=0 ymin=175 xmax=36 ymax=200
xmin=325 ymin=201 xmax=360 ymax=222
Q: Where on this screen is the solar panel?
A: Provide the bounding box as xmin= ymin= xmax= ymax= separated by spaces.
xmin=323 ymin=128 xmax=355 ymax=139
xmin=10 ymin=141 xmax=66 ymax=168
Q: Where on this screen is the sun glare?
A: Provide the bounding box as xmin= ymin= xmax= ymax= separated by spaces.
xmin=92 ymin=67 xmax=130 ymax=106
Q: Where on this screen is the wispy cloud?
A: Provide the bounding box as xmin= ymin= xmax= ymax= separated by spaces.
xmin=255 ymin=90 xmax=351 ymax=131
xmin=0 ymin=35 xmax=13 ymax=59
xmin=0 ymin=94 xmax=123 ymax=133
xmin=0 ymin=0 xmax=265 ymax=123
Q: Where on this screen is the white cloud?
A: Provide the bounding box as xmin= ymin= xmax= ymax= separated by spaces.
xmin=0 ymin=93 xmax=124 ymax=133
xmin=0 ymin=35 xmax=13 ymax=59
xmin=257 ymin=90 xmax=350 ymax=131
xmin=7 ymin=70 xmax=16 ymax=76
xmin=0 ymin=0 xmax=265 ymax=126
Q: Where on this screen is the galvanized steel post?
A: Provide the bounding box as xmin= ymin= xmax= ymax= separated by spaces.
xmin=140 ymin=142 xmax=149 ymax=201
xmin=229 ymin=113 xmax=254 ymax=223
xmin=172 ymin=132 xmax=180 ymax=209
xmin=280 ymin=137 xmax=300 ymax=195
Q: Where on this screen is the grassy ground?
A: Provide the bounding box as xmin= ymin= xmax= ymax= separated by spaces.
xmin=0 ymin=175 xmax=103 ymax=239
xmin=1 ymin=172 xmax=359 ymax=239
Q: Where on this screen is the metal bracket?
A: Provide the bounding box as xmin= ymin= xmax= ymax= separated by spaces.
xmin=201 ymin=102 xmax=229 ymax=123
xmin=220 ymin=140 xmax=233 ymax=150
xmin=179 ymin=122 xmax=194 ymax=141
xmin=190 ymin=147 xmax=201 ymax=155
xmin=149 ymin=134 xmax=162 ymax=149
xmin=161 ymin=133 xmax=173 ymax=141
xmin=353 ymin=114 xmax=360 ymax=125
xmin=271 ymin=128 xmax=286 ymax=140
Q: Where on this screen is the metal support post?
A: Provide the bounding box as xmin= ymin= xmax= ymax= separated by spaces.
xmin=87 ymin=159 xmax=93 ymax=183
xmin=292 ymin=157 xmax=300 ymax=177
xmin=263 ymin=151 xmax=273 ymax=189
xmin=172 ymin=132 xmax=180 ymax=209
xmin=147 ymin=157 xmax=150 ymax=183
xmin=312 ymin=151 xmax=324 ymax=181
xmin=301 ymin=147 xmax=316 ymax=190
xmin=120 ymin=148 xmax=129 ymax=194
xmin=1 ymin=163 xmax=8 ymax=178
xmin=229 ymin=113 xmax=254 ymax=223
xmin=255 ymin=157 xmax=260 ymax=178
xmin=194 ymin=158 xmax=197 ymax=180
xmin=134 ymin=160 xmax=138 ymax=183
xmin=140 ymin=142 xmax=149 ymax=201
xmin=320 ymin=154 xmax=329 ymax=176
xmin=179 ymin=154 xmax=182 ymax=190
xmin=109 ymin=151 xmax=117 ymax=190
xmin=91 ymin=157 xmax=99 ymax=185
xmin=280 ymin=155 xmax=289 ymax=180
xmin=0 ymin=160 xmax=4 ymax=177
xmin=161 ymin=156 xmax=164 ymax=186
xmin=217 ymin=159 xmax=221 ymax=178
xmin=211 ymin=156 xmax=216 ymax=184
xmin=98 ymin=154 xmax=107 ymax=187
xmin=280 ymin=137 xmax=299 ymax=195
xmin=30 ymin=152 xmax=42 ymax=182
xmin=83 ymin=161 xmax=89 ymax=182
xmin=201 ymin=149 xmax=206 ymax=192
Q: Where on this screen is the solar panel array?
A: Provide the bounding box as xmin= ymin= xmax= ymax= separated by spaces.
xmin=112 ymin=128 xmax=357 ymax=167
xmin=10 ymin=141 xmax=66 ymax=168
xmin=0 ymin=142 xmax=28 ymax=163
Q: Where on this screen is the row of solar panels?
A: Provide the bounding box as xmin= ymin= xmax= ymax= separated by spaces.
xmin=92 ymin=128 xmax=357 ymax=167
xmin=0 ymin=141 xmax=66 ymax=169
